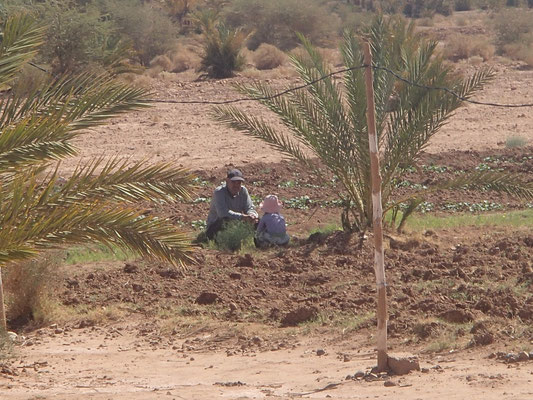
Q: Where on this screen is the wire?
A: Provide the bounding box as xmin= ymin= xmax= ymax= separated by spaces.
xmin=149 ymin=64 xmax=533 ymax=108
xmin=148 ymin=65 xmax=367 ymax=105
xmin=24 ymin=60 xmax=533 ymax=108
xmin=372 ymin=65 xmax=533 ymax=108
xmin=28 ymin=62 xmax=50 ymax=74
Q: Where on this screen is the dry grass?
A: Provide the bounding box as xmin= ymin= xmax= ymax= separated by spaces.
xmin=170 ymin=44 xmax=202 ymax=72
xmin=241 ymin=64 xmax=299 ymax=79
xmin=150 ymin=55 xmax=173 ymax=72
xmin=443 ymin=33 xmax=495 ymax=61
xmin=3 ymin=252 xmax=62 ymax=329
xmin=118 ymin=73 xmax=154 ymax=89
xmin=11 ymin=65 xmax=50 ymax=98
xmin=252 ymin=43 xmax=287 ymax=70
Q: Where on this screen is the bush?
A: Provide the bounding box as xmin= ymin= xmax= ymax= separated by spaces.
xmin=224 ymin=0 xmax=337 ymax=51
xmin=199 ymin=21 xmax=247 ymax=78
xmin=3 ymin=253 xmax=61 ymax=329
xmin=150 ymin=55 xmax=174 ymax=72
xmin=443 ymin=34 xmax=495 ymax=61
xmin=435 ymin=0 xmax=454 ymax=15
xmin=454 ymin=0 xmax=473 ymax=11
xmin=214 ymin=220 xmax=255 ymax=252
xmin=492 ymin=9 xmax=533 ymax=64
xmin=10 ymin=64 xmax=50 ymax=98
xmin=40 ymin=4 xmax=116 ymax=74
xmin=170 ymin=43 xmax=202 ymax=72
xmin=252 ymin=43 xmax=286 ymax=70
xmin=107 ymin=0 xmax=178 ymax=66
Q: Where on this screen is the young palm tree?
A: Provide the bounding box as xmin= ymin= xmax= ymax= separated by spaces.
xmin=0 ymin=14 xmax=195 ymax=330
xmin=212 ymin=16 xmax=533 ymax=231
xmin=195 ymin=9 xmax=247 ymax=79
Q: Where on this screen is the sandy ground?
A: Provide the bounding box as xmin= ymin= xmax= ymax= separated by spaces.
xmin=3 ymin=327 xmax=533 ymax=400
xmin=62 ymin=63 xmax=533 ymax=176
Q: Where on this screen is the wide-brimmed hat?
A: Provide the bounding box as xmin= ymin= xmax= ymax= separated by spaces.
xmin=227 ymin=168 xmax=245 ymax=181
xmin=260 ymin=195 xmax=282 ymax=213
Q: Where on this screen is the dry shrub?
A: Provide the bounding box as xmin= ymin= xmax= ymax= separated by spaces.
xmin=503 ymin=42 xmax=533 ymax=67
xmin=146 ymin=67 xmax=163 ymax=78
xmin=455 ymin=15 xmax=468 ymax=27
xmin=171 ymin=53 xmax=192 ymax=72
xmin=3 ymin=253 xmax=61 ymax=329
xmin=418 ymin=17 xmax=435 ymax=27
xmin=170 ymin=44 xmax=202 ymax=72
xmin=468 ymin=55 xmax=484 ymax=65
xmin=11 ymin=65 xmax=50 ymax=98
xmin=150 ymin=54 xmax=173 ymax=72
xmin=493 ymin=9 xmax=533 ymax=49
xmin=241 ymin=67 xmax=262 ymax=79
xmin=159 ymin=71 xmax=180 ymax=82
xmin=289 ymin=46 xmax=309 ymax=62
xmin=443 ymin=34 xmax=495 ymax=61
xmin=118 ymin=73 xmax=153 ymax=89
xmin=252 ymin=43 xmax=287 ymax=70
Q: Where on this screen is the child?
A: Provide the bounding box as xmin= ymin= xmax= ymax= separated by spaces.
xmin=255 ymin=194 xmax=290 ymax=248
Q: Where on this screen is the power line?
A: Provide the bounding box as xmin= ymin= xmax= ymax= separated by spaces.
xmin=372 ymin=65 xmax=533 ymax=108
xmin=148 ymin=66 xmax=367 ymax=105
xmin=149 ymin=64 xmax=533 ymax=108
xmin=23 ymin=60 xmax=533 ymax=108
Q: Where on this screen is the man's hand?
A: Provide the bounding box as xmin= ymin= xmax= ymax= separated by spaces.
xmin=242 ymin=214 xmax=258 ymax=224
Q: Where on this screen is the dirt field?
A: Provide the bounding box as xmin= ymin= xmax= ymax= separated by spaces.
xmin=2 ymin=17 xmax=533 ymax=400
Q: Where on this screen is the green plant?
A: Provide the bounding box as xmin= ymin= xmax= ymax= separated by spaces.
xmin=39 ymin=1 xmax=133 ymax=74
xmin=106 ymin=0 xmax=178 ymax=66
xmin=191 ymin=219 xmax=207 ymax=230
xmin=308 ymin=222 xmax=341 ymax=236
xmin=196 ymin=12 xmax=246 ymax=78
xmin=213 ymin=16 xmax=527 ymax=232
xmin=0 ymin=13 xmax=195 ymax=330
xmin=403 ymin=209 xmax=533 ymax=231
xmin=284 ymin=195 xmax=312 ymax=210
xmin=505 ymin=135 xmax=528 ymax=148
xmin=64 ymin=244 xmax=133 ymax=264
xmin=214 ymin=220 xmax=255 ymax=251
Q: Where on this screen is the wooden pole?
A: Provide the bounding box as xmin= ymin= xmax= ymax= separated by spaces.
xmin=363 ymin=41 xmax=388 ymax=372
xmin=0 ymin=268 xmax=6 ymax=333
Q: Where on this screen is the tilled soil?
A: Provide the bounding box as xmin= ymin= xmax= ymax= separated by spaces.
xmin=49 ymin=147 xmax=533 ymax=354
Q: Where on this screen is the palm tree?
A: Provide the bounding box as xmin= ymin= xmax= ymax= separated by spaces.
xmin=0 ymin=14 xmax=195 ymax=331
xmin=212 ymin=16 xmax=533 ymax=231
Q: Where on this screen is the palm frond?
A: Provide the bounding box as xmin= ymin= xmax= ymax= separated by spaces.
xmin=0 ymin=14 xmax=44 ymax=87
xmin=0 ymin=201 xmax=194 ymax=268
xmin=211 ymin=104 xmax=315 ymax=170
xmin=1 ymin=72 xmax=150 ymax=132
xmin=41 ymin=157 xmax=195 ymax=207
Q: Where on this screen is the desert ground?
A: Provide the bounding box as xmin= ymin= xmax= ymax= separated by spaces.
xmin=1 ymin=14 xmax=533 ymax=400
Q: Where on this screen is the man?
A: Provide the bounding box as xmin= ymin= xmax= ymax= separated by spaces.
xmin=205 ymin=168 xmax=259 ymax=240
